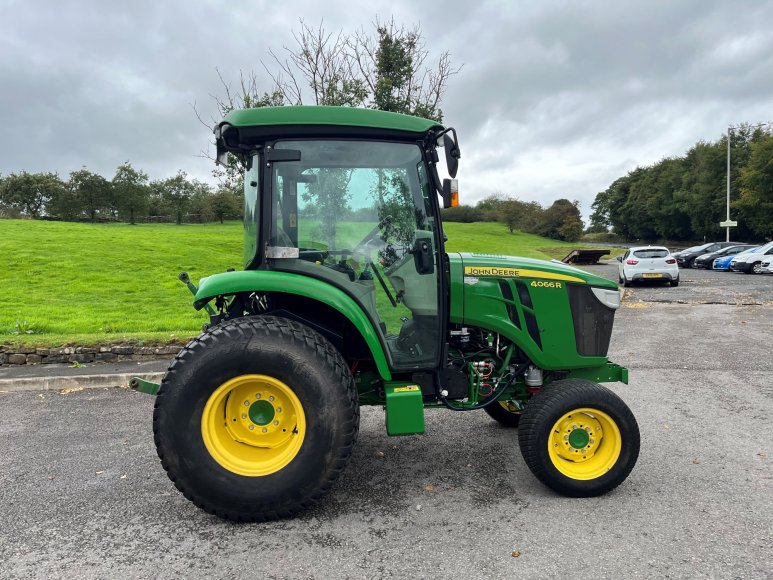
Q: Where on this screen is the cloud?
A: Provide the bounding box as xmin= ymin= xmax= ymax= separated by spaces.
xmin=1 ymin=0 xmax=772 ymax=221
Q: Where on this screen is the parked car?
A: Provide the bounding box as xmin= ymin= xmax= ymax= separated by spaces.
xmin=693 ymin=244 xmax=757 ymax=269
xmin=713 ymin=247 xmax=761 ymax=271
xmin=617 ymin=246 xmax=679 ymax=287
xmin=676 ymin=242 xmax=744 ymax=268
xmin=760 ymin=255 xmax=773 ymax=274
xmin=729 ymin=241 xmax=773 ymax=274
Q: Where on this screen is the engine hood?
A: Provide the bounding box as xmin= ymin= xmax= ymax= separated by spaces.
xmin=450 ymin=252 xmax=618 ymax=289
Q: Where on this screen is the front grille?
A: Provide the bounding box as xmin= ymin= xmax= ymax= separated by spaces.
xmin=567 ymin=285 xmax=615 ymax=357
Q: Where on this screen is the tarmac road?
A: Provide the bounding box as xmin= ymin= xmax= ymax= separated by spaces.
xmin=0 ymin=265 xmax=771 ymax=579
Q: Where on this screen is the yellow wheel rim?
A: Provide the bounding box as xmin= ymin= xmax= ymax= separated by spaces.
xmin=201 ymin=374 xmax=306 ymax=477
xmin=548 ymin=408 xmax=622 ymax=480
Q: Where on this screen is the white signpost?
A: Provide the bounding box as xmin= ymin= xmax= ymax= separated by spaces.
xmin=720 ymin=219 xmax=738 ymax=241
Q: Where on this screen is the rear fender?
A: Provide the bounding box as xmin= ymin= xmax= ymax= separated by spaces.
xmin=194 ymin=270 xmax=392 ymax=380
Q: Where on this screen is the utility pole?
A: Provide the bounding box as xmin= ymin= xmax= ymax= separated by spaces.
xmin=726 ymin=126 xmax=732 ymax=242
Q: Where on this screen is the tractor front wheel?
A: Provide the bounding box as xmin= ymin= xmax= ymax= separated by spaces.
xmin=483 ymin=400 xmax=522 ymax=428
xmin=518 ymin=379 xmax=639 ymax=497
xmin=153 ymin=316 xmax=359 ymax=522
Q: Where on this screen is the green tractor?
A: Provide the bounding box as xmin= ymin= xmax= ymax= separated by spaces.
xmin=134 ymin=106 xmax=639 ymax=522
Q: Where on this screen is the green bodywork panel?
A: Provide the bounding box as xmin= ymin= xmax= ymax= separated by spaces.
xmin=566 ymin=363 xmax=629 ymax=385
xmin=385 ymin=384 xmax=425 ymax=435
xmin=448 ymin=253 xmax=619 ymax=371
xmin=223 ymin=106 xmax=442 ymax=134
xmin=193 ymin=269 xmax=392 ymax=381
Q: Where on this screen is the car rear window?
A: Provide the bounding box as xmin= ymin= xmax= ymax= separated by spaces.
xmin=633 ymin=249 xmax=669 ymax=258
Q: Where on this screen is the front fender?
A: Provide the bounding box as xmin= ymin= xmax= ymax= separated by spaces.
xmin=194 ymin=270 xmax=392 ymax=381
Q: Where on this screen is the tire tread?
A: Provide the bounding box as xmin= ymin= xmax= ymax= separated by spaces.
xmin=152 ymin=315 xmax=359 ymax=522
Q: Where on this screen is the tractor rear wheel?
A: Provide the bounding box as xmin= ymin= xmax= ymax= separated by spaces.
xmin=153 ymin=316 xmax=359 ymax=522
xmin=518 ymin=379 xmax=639 ymax=497
xmin=483 ymin=400 xmax=522 ymax=427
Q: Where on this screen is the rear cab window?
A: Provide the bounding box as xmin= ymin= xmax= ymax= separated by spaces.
xmin=633 ymin=249 xmax=669 ymax=259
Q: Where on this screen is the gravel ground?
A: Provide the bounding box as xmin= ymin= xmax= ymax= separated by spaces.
xmin=0 ymin=264 xmax=771 ymax=579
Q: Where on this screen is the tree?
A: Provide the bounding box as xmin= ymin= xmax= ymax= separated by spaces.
xmin=0 ymin=171 xmax=65 ymax=218
xmin=69 ymin=168 xmax=111 ymax=222
xmin=210 ymin=187 xmax=242 ymax=223
xmin=588 ymin=190 xmax=610 ymax=233
xmin=155 ymin=171 xmax=199 ymax=225
xmin=199 ymin=18 xmax=460 ymax=186
xmin=112 ymin=162 xmax=150 ymax=224
xmin=496 ymin=198 xmax=544 ymax=234
xmin=538 ymin=199 xmax=584 ymax=242
xmin=737 ymin=133 xmax=773 ymax=238
xmin=476 ymin=193 xmax=510 ymax=222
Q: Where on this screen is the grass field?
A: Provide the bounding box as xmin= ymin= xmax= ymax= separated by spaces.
xmin=0 ymin=219 xmax=594 ymax=347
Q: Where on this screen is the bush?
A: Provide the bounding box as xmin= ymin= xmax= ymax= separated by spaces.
xmin=441 ymin=205 xmax=483 ymax=222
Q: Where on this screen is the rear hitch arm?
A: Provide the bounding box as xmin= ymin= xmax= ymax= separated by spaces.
xmin=179 ymin=271 xmax=216 ymax=315
xmin=129 ymin=377 xmax=160 ymax=396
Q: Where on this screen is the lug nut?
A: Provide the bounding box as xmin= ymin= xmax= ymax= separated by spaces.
xmin=276 ymin=407 xmax=282 ymax=413
xmin=262 ymin=427 xmax=268 ymax=433
xmin=244 ymin=401 xmax=250 ymax=406
xmin=248 ymin=425 xmax=254 ymax=430
xmin=269 ymin=396 xmax=275 ymax=402
xmin=242 ymin=414 xmax=247 ymax=419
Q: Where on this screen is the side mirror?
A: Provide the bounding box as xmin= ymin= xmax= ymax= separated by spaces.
xmin=442 ymin=178 xmax=459 ymax=209
xmin=216 ymin=143 xmax=228 ymax=167
xmin=616 ymin=256 xmax=623 ymax=263
xmin=443 ymin=133 xmax=460 ymax=178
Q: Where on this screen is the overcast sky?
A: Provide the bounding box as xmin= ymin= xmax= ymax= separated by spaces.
xmin=2 ymin=0 xmax=772 ymax=219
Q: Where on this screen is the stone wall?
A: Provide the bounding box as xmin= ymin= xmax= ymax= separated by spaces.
xmin=0 ymin=345 xmax=183 ymax=366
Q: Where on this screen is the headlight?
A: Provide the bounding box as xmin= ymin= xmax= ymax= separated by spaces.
xmin=591 ymin=287 xmax=622 ymax=310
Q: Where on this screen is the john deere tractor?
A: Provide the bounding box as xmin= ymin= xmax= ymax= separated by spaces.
xmin=133 ymin=106 xmax=639 ymax=522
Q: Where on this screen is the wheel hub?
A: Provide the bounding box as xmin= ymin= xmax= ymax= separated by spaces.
xmin=567 ymin=427 xmax=590 ymax=449
xmin=201 ymin=375 xmax=306 ymax=476
xmin=249 ymin=399 xmax=275 ymax=426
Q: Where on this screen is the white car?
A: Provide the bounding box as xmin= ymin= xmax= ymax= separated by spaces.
xmin=616 ymin=246 xmax=679 ymax=287
xmin=729 ymin=241 xmax=773 ymax=274
xmin=761 ymin=255 xmax=773 ymax=274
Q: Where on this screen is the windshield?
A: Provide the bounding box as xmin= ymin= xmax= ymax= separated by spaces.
xmin=272 ymin=140 xmax=435 ymax=253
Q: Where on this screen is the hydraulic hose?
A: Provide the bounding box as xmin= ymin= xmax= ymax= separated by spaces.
xmin=439 ymin=362 xmax=530 ymax=412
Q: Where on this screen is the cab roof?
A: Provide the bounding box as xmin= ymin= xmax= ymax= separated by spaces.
xmin=223 ymin=106 xmax=442 ymax=133
xmin=216 ymin=106 xmax=444 ymax=151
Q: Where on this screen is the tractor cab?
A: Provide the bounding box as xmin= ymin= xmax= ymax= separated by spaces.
xmin=215 ymin=106 xmax=460 ymax=370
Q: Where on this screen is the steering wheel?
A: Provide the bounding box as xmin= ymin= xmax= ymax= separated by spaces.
xmin=351 ymin=224 xmax=384 ymax=257
xmin=351 ymin=216 xmax=393 ymax=258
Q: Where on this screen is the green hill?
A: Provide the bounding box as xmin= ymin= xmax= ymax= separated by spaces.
xmin=0 ymin=219 xmax=581 ymax=347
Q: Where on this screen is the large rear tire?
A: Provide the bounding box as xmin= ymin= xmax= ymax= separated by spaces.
xmin=518 ymin=379 xmax=639 ymax=497
xmin=153 ymin=316 xmax=359 ymax=522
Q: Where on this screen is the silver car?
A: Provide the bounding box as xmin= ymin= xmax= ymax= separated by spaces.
xmin=617 ymin=246 xmax=680 ymax=287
